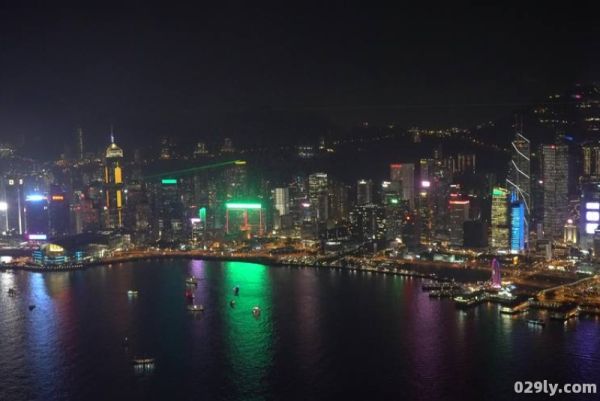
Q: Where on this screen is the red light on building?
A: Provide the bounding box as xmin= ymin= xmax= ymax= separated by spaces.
xmin=449 ymin=200 xmax=469 ymax=205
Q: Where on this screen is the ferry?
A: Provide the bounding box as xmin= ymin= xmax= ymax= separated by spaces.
xmin=499 ymin=306 xmax=525 ymax=315
xmin=187 ymin=304 xmax=204 ymax=312
xmin=127 ymin=290 xmax=139 ymax=296
xmin=185 ymin=276 xmax=198 ymax=285
xmin=132 ymin=357 xmax=155 ymax=369
xmin=527 ymin=319 xmax=546 ymax=327
xmin=454 ymin=295 xmax=483 ymax=308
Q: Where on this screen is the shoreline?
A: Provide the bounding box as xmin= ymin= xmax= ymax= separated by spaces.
xmin=0 ymin=252 xmax=480 ymax=284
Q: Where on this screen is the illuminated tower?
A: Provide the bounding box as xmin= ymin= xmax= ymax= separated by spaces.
xmin=510 ymin=195 xmax=525 ymax=253
xmin=225 ymin=202 xmax=264 ymax=238
xmin=490 ymin=187 xmax=509 ymax=250
xmin=356 ymin=179 xmax=373 ymax=205
xmin=390 ymin=163 xmax=415 ymax=209
xmin=506 ymin=130 xmax=530 ymax=245
xmin=448 ymin=198 xmax=470 ymax=247
xmin=103 ymin=133 xmax=125 ymax=228
xmin=541 ymin=144 xmax=568 ymax=240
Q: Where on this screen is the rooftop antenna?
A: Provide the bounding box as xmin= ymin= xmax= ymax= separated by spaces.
xmin=110 ymin=125 xmax=115 ymax=144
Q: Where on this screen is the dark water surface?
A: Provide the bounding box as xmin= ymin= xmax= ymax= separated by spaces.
xmin=1 ymin=260 xmax=599 ymax=400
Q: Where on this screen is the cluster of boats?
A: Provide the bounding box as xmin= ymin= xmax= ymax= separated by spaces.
xmin=120 ymin=275 xmax=263 ymax=372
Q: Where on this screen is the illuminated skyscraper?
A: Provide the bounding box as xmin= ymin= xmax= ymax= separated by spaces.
xmin=308 ymin=172 xmax=329 ymax=222
xmin=273 ymin=187 xmax=290 ymax=230
xmin=154 ymin=178 xmax=185 ymax=241
xmin=24 ymin=194 xmax=49 ymax=237
xmin=225 ymin=202 xmax=264 ymax=238
xmin=356 ymin=179 xmax=373 ymax=205
xmin=580 ymin=181 xmax=600 ymax=249
xmin=0 ymin=177 xmax=25 ymax=235
xmin=506 ymin=131 xmax=530 ymax=244
xmin=273 ymin=187 xmax=289 ymax=217
xmin=349 ymin=203 xmax=386 ymax=244
xmin=582 ymin=141 xmax=600 ymax=178
xmin=510 ymin=197 xmax=525 ymax=253
xmin=490 ymin=187 xmax=509 ymax=249
xmin=390 ymin=163 xmax=415 ymax=209
xmin=448 ymin=199 xmax=469 ymax=247
xmin=541 ymin=144 xmax=568 ymax=240
xmin=103 ymin=134 xmax=125 ymax=228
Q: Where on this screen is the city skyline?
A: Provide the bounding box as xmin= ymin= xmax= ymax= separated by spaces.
xmin=2 ymin=4 xmax=600 ymax=401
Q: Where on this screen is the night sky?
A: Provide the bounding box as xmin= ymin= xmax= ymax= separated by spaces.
xmin=0 ymin=3 xmax=598 ymax=155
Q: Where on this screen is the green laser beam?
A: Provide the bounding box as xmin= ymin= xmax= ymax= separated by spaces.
xmin=144 ymin=160 xmax=246 ymax=179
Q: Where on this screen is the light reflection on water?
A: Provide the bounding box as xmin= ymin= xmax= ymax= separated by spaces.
xmin=1 ymin=262 xmax=599 ymax=401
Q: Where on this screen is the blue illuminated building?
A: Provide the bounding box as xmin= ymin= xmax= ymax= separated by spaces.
xmin=510 ymin=196 xmax=525 ymax=253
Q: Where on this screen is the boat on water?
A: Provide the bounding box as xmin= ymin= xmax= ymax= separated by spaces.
xmin=252 ymin=306 xmax=261 ymax=317
xmin=233 ymin=286 xmax=240 ymax=296
xmin=499 ymin=306 xmax=525 ymax=315
xmin=127 ymin=290 xmax=139 ymax=296
xmin=187 ymin=304 xmax=204 ymax=312
xmin=132 ymin=357 xmax=155 ymax=369
xmin=527 ymin=319 xmax=546 ymax=327
xmin=8 ymin=288 xmax=16 ymax=296
xmin=29 ymin=305 xmax=36 ymax=311
xmin=454 ymin=295 xmax=483 ymax=308
xmin=230 ymin=300 xmax=236 ymax=307
xmin=186 ymin=276 xmax=198 ymax=285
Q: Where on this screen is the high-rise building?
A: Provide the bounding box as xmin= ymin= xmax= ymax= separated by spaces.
xmin=154 ymin=178 xmax=185 ymax=241
xmin=448 ymin=199 xmax=470 ymax=246
xmin=510 ymin=197 xmax=525 ymax=253
xmin=356 ymin=179 xmax=373 ymax=205
xmin=490 ymin=187 xmax=509 ymax=250
xmin=0 ymin=177 xmax=25 ymax=235
xmin=349 ymin=204 xmax=386 ymax=244
xmin=580 ymin=181 xmax=600 ymax=249
xmin=273 ymin=187 xmax=289 ymax=217
xmin=390 ymin=163 xmax=415 ymax=209
xmin=541 ymin=144 xmax=569 ymax=240
xmin=49 ymin=191 xmax=69 ymax=237
xmin=582 ymin=141 xmax=600 ymax=178
xmin=225 ymin=202 xmax=264 ymax=238
xmin=273 ymin=187 xmax=290 ymax=230
xmin=308 ymin=173 xmax=329 ymax=222
xmin=507 ymin=131 xmax=530 ymax=245
xmin=24 ymin=194 xmax=49 ymax=237
xmin=103 ymin=134 xmax=125 ymax=229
